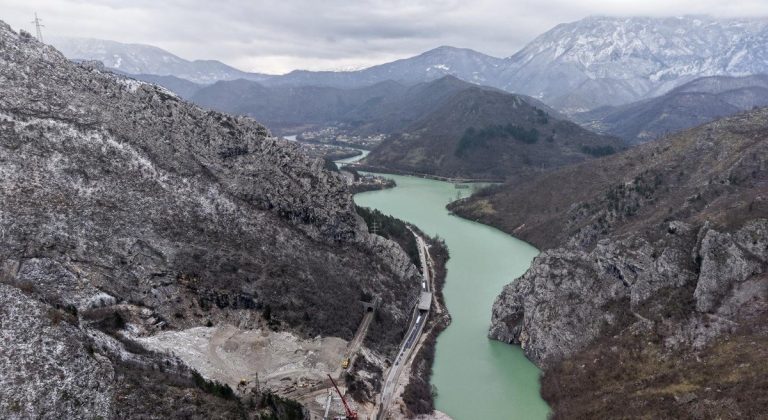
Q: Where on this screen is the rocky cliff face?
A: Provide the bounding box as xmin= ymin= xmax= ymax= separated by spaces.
xmin=479 ymin=107 xmax=768 ymax=365
xmin=490 ymin=220 xmax=767 ymax=367
xmin=0 ymin=22 xmax=420 ymax=418
xmin=453 ymin=107 xmax=768 ymax=416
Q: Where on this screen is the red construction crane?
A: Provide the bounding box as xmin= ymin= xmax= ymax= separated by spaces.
xmin=327 ymin=374 xmax=358 ymax=420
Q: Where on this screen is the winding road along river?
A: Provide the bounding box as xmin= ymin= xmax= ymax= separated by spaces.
xmin=354 ymin=174 xmax=549 ymax=420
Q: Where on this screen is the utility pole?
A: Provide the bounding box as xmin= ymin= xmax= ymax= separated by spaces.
xmin=370 ymin=219 xmax=379 ymax=236
xmin=31 ymin=13 xmax=44 ymax=42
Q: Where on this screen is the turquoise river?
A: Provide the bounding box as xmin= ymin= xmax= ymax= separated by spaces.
xmin=354 ymin=174 xmax=549 ymax=420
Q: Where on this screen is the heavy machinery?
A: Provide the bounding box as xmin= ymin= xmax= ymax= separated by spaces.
xmin=327 ymin=374 xmax=358 ymax=420
xmin=341 ymin=357 xmax=350 ymax=369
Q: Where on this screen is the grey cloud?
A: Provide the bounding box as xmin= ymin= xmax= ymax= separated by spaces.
xmin=4 ymin=0 xmax=768 ymax=73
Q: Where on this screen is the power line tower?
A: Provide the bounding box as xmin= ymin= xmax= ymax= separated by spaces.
xmin=31 ymin=13 xmax=44 ymax=42
xmin=370 ymin=219 xmax=379 ymax=236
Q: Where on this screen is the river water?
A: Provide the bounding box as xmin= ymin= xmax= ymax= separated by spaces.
xmin=335 ymin=149 xmax=370 ymax=167
xmin=353 ymin=174 xmax=549 ymax=420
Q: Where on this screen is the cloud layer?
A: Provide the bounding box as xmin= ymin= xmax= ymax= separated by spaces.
xmin=4 ymin=0 xmax=768 ymax=74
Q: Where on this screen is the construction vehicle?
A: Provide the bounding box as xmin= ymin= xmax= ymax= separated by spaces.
xmin=327 ymin=374 xmax=358 ymax=420
xmin=341 ymin=357 xmax=350 ymax=369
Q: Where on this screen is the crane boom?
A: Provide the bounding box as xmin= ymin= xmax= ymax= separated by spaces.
xmin=327 ymin=374 xmax=358 ymax=420
xmin=323 ymin=389 xmax=333 ymax=420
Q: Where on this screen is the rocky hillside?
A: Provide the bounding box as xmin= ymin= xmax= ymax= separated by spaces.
xmin=361 ymin=87 xmax=623 ymax=180
xmin=0 ymin=22 xmax=420 ymax=418
xmin=501 ymin=16 xmax=768 ymax=113
xmin=451 ymin=109 xmax=768 ymax=417
xmin=575 ymin=74 xmax=768 ymax=143
xmin=124 ymin=72 xmax=204 ymax=99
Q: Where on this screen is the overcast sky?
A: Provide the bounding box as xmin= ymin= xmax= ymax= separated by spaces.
xmin=3 ymin=0 xmax=768 ymax=74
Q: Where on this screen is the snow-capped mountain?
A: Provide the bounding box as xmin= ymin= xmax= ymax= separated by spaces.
xmin=275 ymin=16 xmax=768 ymax=110
xmin=261 ymin=46 xmax=506 ymax=88
xmin=50 ymin=16 xmax=768 ymax=112
xmin=501 ymin=16 xmax=768 ymax=112
xmin=49 ymin=37 xmax=270 ymax=84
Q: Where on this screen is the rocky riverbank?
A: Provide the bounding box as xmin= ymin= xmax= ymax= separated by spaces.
xmin=452 ymin=108 xmax=768 ymax=417
xmin=490 ymin=220 xmax=767 ymax=367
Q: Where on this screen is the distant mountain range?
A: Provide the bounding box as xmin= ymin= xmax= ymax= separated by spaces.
xmin=503 ymin=16 xmax=768 ymax=112
xmin=188 ymin=74 xmax=622 ymax=180
xmin=189 ymin=75 xmax=507 ymax=134
xmin=52 ymin=16 xmax=768 ymax=113
xmin=262 ymin=46 xmax=505 ymax=88
xmin=189 ymin=78 xmax=410 ymax=132
xmin=359 ymin=82 xmax=623 ymax=180
xmin=574 ymin=74 xmax=768 ymax=143
xmin=49 ymin=37 xmax=270 ymax=84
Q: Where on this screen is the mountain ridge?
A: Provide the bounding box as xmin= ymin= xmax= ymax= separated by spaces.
xmin=360 ymin=85 xmax=624 ymax=180
xmin=52 ymin=16 xmax=768 ymax=113
xmin=574 ymin=74 xmax=768 ymax=143
xmin=50 ymin=36 xmax=271 ymax=84
xmin=189 ymin=75 xmax=506 ymax=135
xmin=501 ymin=16 xmax=768 ymax=111
xmin=260 ymin=45 xmax=505 ymax=88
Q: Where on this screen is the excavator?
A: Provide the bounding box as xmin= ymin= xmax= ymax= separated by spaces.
xmin=327 ymin=374 xmax=358 ymax=420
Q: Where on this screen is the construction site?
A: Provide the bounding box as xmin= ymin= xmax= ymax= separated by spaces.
xmin=135 ymin=230 xmax=436 ymax=420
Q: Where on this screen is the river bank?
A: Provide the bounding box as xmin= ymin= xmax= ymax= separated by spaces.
xmin=398 ymin=231 xmax=451 ymax=416
xmin=351 ymin=163 xmax=505 ymax=183
xmin=354 ymin=174 xmax=549 ymax=420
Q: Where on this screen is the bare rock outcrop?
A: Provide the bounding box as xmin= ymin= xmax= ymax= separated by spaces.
xmin=694 ymin=222 xmax=766 ymax=312
xmin=490 ymin=220 xmax=767 ymax=367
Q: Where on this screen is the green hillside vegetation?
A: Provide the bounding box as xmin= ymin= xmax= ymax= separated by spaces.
xmin=356 ymin=205 xmax=419 ymax=265
xmin=363 ymin=87 xmax=623 ymax=180
xmin=456 ymin=124 xmax=540 ymax=156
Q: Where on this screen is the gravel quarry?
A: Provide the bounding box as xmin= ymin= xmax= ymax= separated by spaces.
xmin=137 ymin=325 xmax=348 ymax=393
